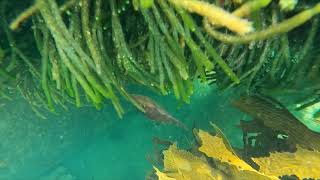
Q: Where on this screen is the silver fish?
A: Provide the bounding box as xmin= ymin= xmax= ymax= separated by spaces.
xmin=132 ymin=94 xmax=188 ymax=130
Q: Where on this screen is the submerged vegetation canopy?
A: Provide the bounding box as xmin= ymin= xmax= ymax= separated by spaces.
xmin=1 ymin=0 xmax=320 ymax=117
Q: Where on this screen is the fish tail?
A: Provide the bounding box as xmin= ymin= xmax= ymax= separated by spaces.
xmin=179 ymin=122 xmax=189 ymax=131
xmin=172 ymin=118 xmax=188 ymax=131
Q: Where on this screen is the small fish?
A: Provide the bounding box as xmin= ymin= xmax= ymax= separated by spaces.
xmin=132 ymin=94 xmax=188 ymax=130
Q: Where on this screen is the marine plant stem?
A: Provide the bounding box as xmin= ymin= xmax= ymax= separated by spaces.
xmin=204 ymin=3 xmax=320 ymax=44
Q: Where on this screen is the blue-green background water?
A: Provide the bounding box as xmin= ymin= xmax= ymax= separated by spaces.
xmin=0 ymin=82 xmax=245 ymax=180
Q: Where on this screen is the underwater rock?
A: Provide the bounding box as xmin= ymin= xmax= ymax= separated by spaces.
xmin=233 ymin=95 xmax=320 ymax=151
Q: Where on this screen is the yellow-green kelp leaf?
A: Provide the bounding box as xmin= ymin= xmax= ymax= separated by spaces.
xmin=197 ymin=129 xmax=277 ymax=180
xmin=161 ymin=143 xmax=223 ymax=179
xmin=253 ymin=146 xmax=320 ymax=179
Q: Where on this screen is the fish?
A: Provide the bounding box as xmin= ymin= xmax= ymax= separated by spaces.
xmin=132 ymin=94 xmax=188 ymax=130
xmin=233 ymin=95 xmax=320 ymax=151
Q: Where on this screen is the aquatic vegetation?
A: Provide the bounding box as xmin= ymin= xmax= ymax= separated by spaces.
xmin=169 ymin=0 xmax=254 ymax=34
xmin=0 ymin=0 xmax=319 ymax=118
xmin=1 ymin=0 xmax=320 ymax=178
xmin=279 ymin=0 xmax=298 ymax=11
xmin=151 ymin=123 xmax=320 ymax=179
xmin=233 ymin=95 xmax=320 ymax=151
xmin=252 ymin=146 xmax=320 ymax=179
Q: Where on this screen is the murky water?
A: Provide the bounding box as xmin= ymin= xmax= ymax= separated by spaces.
xmin=0 ymin=83 xmax=244 ymax=179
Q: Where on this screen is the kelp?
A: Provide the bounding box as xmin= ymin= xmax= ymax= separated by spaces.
xmin=151 ymin=123 xmax=320 ymax=179
xmin=156 ymin=143 xmax=225 ymax=179
xmin=1 ymin=0 xmax=319 ymax=116
xmin=252 ymin=146 xmax=320 ymax=179
xmin=233 ymin=95 xmax=320 ymax=151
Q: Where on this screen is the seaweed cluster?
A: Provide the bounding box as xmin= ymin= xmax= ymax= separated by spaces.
xmin=147 ymin=123 xmax=320 ymax=180
xmin=1 ymin=0 xmax=320 ymax=117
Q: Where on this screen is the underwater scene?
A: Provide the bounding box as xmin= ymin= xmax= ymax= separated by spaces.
xmin=1 ymin=0 xmax=320 ymax=179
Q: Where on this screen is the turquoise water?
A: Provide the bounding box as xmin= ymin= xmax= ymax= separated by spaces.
xmin=0 ymin=82 xmax=244 ymax=179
